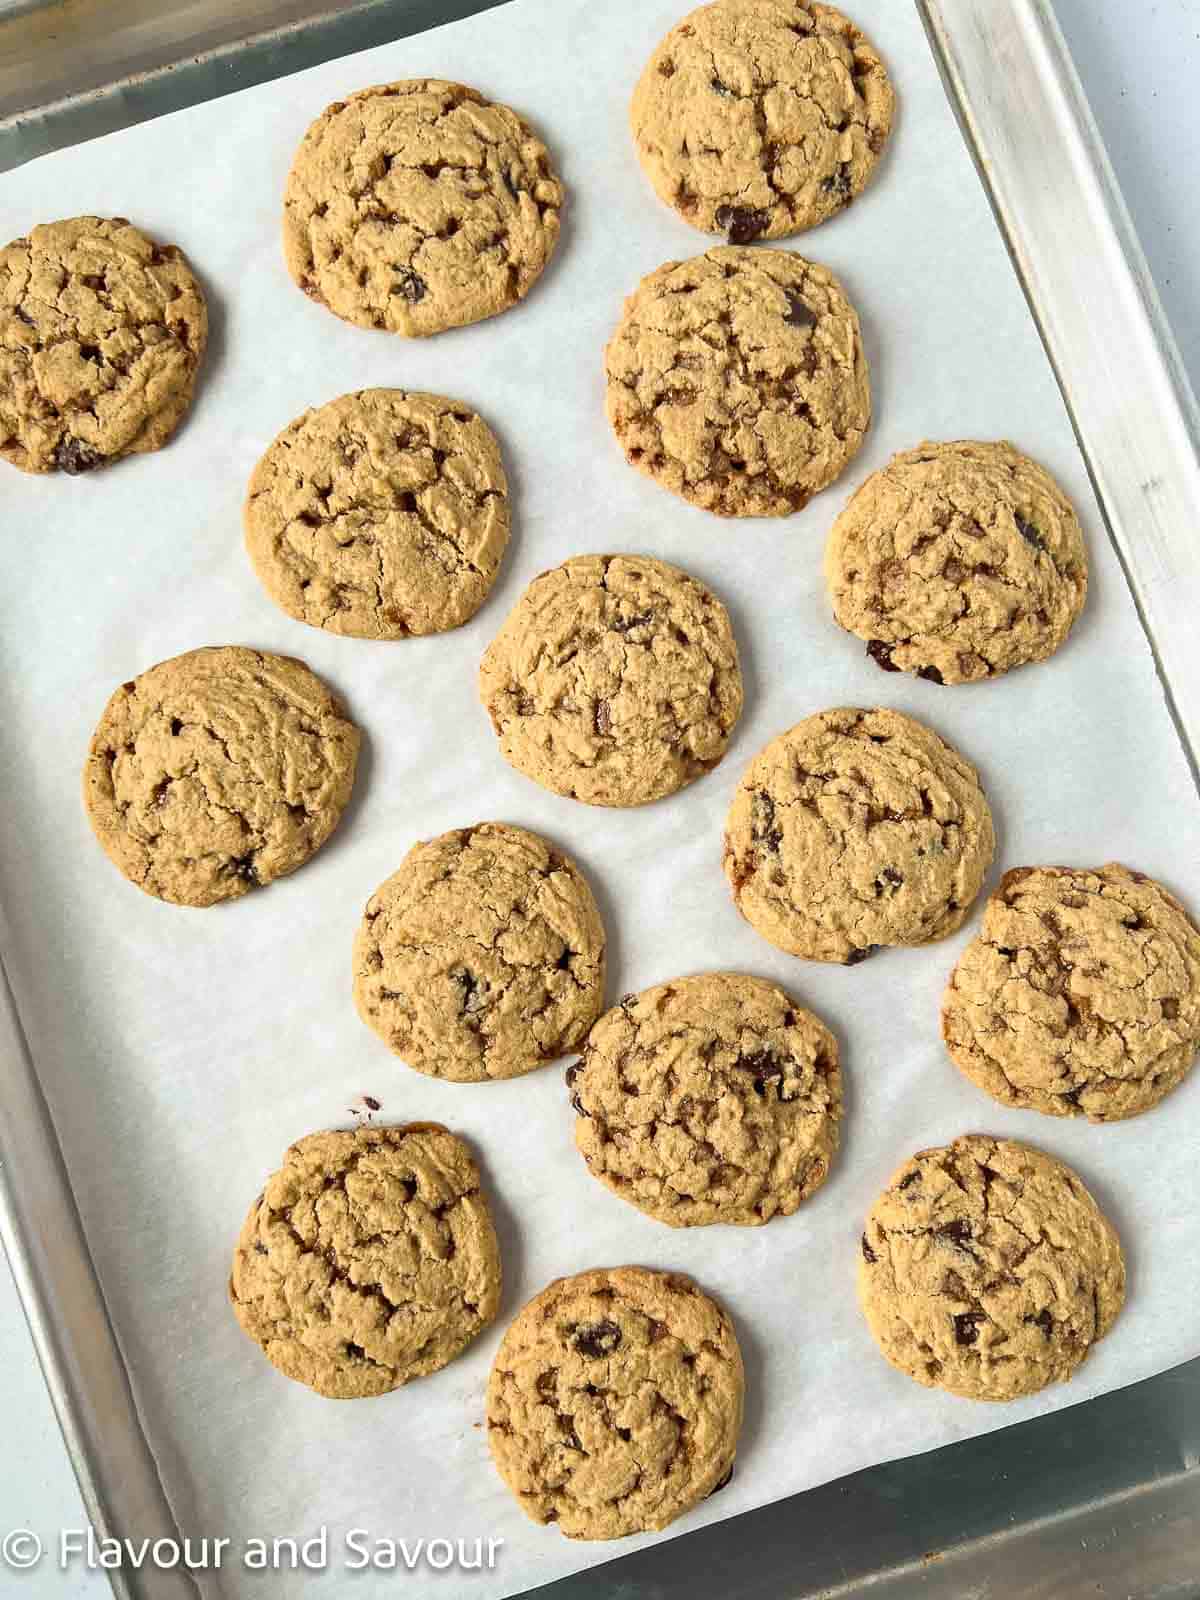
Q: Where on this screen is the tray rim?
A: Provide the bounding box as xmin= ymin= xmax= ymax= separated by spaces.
xmin=1 ymin=2 xmax=1198 ymax=1597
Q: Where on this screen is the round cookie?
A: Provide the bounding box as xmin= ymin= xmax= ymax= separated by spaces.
xmin=480 ymin=555 xmax=743 ymax=805
xmin=943 ymin=864 xmax=1200 ymax=1123
xmin=632 ymin=0 xmax=894 ymax=241
xmin=825 ymin=441 xmax=1089 ymax=685
xmin=487 ymin=1266 xmax=744 ymax=1538
xmin=605 ymin=247 xmax=870 ymax=516
xmin=229 ymin=1123 xmax=501 ymax=1399
xmin=245 ymin=389 xmax=510 ymax=638
xmin=283 ymin=79 xmax=564 ymax=336
xmin=353 ymin=823 xmax=605 ymax=1082
xmin=724 ymin=706 xmax=995 ymax=963
xmin=570 ymin=973 xmax=841 ymax=1227
xmin=1 ymin=215 xmax=207 ymax=475
xmin=83 ymin=646 xmax=359 ymax=908
xmin=858 ymin=1135 xmax=1125 ymax=1402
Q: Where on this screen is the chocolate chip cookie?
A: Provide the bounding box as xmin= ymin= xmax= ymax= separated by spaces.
xmin=353 ymin=823 xmax=605 ymax=1082
xmin=479 ymin=554 xmax=743 ymax=805
xmin=632 ymin=0 xmax=895 ymax=240
xmin=724 ymin=707 xmax=995 ymax=963
xmin=283 ymin=80 xmax=564 ymax=336
xmin=605 ymin=247 xmax=869 ymax=516
xmin=83 ymin=646 xmax=359 ymax=907
xmin=230 ymin=1123 xmax=501 ymax=1399
xmin=858 ymin=1135 xmax=1125 ymax=1402
xmin=570 ymin=973 xmax=841 ymax=1227
xmin=943 ymin=864 xmax=1200 ymax=1122
xmin=1 ymin=216 xmax=207 ymax=475
xmin=826 ymin=441 xmax=1089 ymax=684
xmin=487 ymin=1266 xmax=744 ymax=1538
xmin=245 ymin=388 xmax=509 ymax=638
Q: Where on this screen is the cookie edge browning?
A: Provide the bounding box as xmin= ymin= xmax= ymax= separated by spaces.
xmin=571 ymin=971 xmax=842 ymax=1227
xmin=281 ymin=78 xmax=565 ymax=338
xmin=941 ymin=862 xmax=1200 ymax=1123
xmin=722 ymin=706 xmax=996 ymax=962
xmin=228 ymin=1121 xmax=502 ymax=1399
xmin=352 ymin=821 xmax=607 ymax=1081
xmin=629 ymin=0 xmax=896 ymax=241
xmin=857 ymin=1134 xmax=1126 ymax=1402
xmin=478 ymin=553 xmax=745 ymax=806
xmin=81 ymin=644 xmax=360 ymax=908
xmin=486 ymin=1264 xmax=745 ymax=1537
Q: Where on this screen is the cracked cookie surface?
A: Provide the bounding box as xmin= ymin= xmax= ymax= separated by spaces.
xmin=632 ymin=0 xmax=894 ymax=240
xmin=230 ymin=1124 xmax=501 ymax=1399
xmin=480 ymin=555 xmax=743 ymax=805
xmin=353 ymin=823 xmax=605 ymax=1082
xmin=826 ymin=441 xmax=1088 ymax=684
xmin=943 ymin=865 xmax=1200 ymax=1123
xmin=283 ymin=79 xmax=564 ymax=336
xmin=571 ymin=973 xmax=841 ymax=1227
xmin=1 ymin=215 xmax=207 ymax=475
xmin=245 ymin=388 xmax=509 ymax=638
xmin=487 ymin=1266 xmax=743 ymax=1538
xmin=858 ymin=1135 xmax=1125 ymax=1401
xmin=605 ymin=247 xmax=869 ymax=517
xmin=724 ymin=707 xmax=994 ymax=963
xmin=83 ymin=645 xmax=359 ymax=908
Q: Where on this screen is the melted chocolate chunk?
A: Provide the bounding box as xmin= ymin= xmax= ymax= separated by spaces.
xmin=917 ymin=665 xmax=945 ymax=684
xmin=954 ymin=1311 xmax=984 ymax=1346
xmin=715 ymin=204 xmax=770 ymax=245
xmin=784 ymin=293 xmax=817 ymax=329
xmin=55 ymin=436 xmax=104 ymax=474
xmin=392 ymin=267 xmax=427 ymax=303
xmin=572 ymin=1319 xmax=622 ymax=1359
xmin=845 ymin=945 xmax=878 ymax=966
xmin=861 ymin=1233 xmax=877 ymax=1264
xmin=867 ymin=639 xmax=899 ymax=672
xmin=1016 ymin=516 xmax=1046 ymax=552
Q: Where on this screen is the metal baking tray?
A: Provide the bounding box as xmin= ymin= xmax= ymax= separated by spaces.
xmin=1 ymin=2 xmax=1198 ymax=1596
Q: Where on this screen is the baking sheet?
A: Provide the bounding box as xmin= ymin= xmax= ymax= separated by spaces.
xmin=2 ymin=0 xmax=1199 ymax=1595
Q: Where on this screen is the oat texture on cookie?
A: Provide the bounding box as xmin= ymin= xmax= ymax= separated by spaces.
xmin=1 ymin=216 xmax=207 ymax=475
xmin=632 ymin=0 xmax=894 ymax=240
xmin=479 ymin=554 xmax=743 ymax=805
xmin=82 ymin=646 xmax=359 ymax=908
xmin=858 ymin=1135 xmax=1125 ymax=1401
xmin=724 ymin=707 xmax=995 ymax=963
xmin=487 ymin=1266 xmax=744 ymax=1538
xmin=943 ymin=865 xmax=1200 ymax=1122
xmin=230 ymin=1124 xmax=501 ymax=1399
xmin=283 ymin=79 xmax=564 ymax=336
xmin=570 ymin=973 xmax=841 ymax=1226
xmin=825 ymin=441 xmax=1088 ymax=684
xmin=245 ymin=388 xmax=509 ymax=638
xmin=605 ymin=247 xmax=869 ymax=516
xmin=353 ymin=823 xmax=606 ymax=1082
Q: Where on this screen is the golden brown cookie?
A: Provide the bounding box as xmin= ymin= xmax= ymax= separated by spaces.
xmin=943 ymin=865 xmax=1200 ymax=1123
xmin=487 ymin=1266 xmax=744 ymax=1538
xmin=724 ymin=707 xmax=995 ymax=963
xmin=858 ymin=1135 xmax=1125 ymax=1402
xmin=570 ymin=973 xmax=841 ymax=1226
xmin=245 ymin=388 xmax=509 ymax=638
xmin=632 ymin=0 xmax=894 ymax=240
xmin=353 ymin=823 xmax=605 ymax=1082
xmin=480 ymin=554 xmax=743 ymax=805
xmin=825 ymin=441 xmax=1089 ymax=684
xmin=230 ymin=1123 xmax=501 ymax=1399
xmin=283 ymin=80 xmax=564 ymax=336
xmin=83 ymin=646 xmax=359 ymax=907
xmin=605 ymin=247 xmax=869 ymax=516
xmin=1 ymin=216 xmax=207 ymax=475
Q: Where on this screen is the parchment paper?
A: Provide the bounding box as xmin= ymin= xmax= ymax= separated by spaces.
xmin=2 ymin=1 xmax=1199 ymax=1595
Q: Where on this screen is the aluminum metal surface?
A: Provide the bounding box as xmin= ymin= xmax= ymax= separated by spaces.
xmin=1 ymin=2 xmax=1198 ymax=1597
